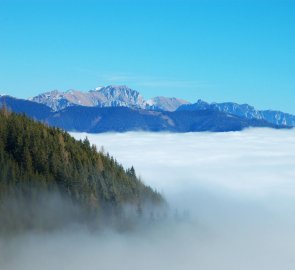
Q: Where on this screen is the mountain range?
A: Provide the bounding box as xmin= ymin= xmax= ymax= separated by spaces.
xmin=1 ymin=85 xmax=294 ymax=132
xmin=30 ymin=85 xmax=191 ymax=112
xmin=177 ymin=99 xmax=295 ymax=127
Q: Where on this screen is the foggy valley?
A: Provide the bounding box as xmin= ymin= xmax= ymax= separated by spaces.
xmin=1 ymin=128 xmax=295 ymax=270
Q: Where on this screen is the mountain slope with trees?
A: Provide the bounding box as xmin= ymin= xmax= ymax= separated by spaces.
xmin=0 ymin=108 xmax=163 ymax=232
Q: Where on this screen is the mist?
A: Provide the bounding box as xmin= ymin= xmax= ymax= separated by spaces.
xmin=2 ymin=128 xmax=295 ymax=270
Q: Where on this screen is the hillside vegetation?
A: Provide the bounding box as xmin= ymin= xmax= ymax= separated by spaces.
xmin=0 ymin=108 xmax=163 ymax=232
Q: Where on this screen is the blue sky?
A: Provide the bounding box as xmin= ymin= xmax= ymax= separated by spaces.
xmin=0 ymin=0 xmax=295 ymax=113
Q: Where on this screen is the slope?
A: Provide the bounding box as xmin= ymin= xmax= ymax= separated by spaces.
xmin=0 ymin=108 xmax=163 ymax=232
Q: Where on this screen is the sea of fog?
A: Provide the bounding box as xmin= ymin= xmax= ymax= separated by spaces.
xmin=2 ymin=128 xmax=295 ymax=270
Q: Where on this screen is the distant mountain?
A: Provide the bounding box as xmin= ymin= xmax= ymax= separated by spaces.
xmin=147 ymin=97 xmax=190 ymax=112
xmin=178 ymin=100 xmax=295 ymax=127
xmin=48 ymin=106 xmax=281 ymax=133
xmin=2 ymin=85 xmax=294 ymax=131
xmin=260 ymin=110 xmax=295 ymax=127
xmin=30 ymin=85 xmax=190 ymax=112
xmin=0 ymin=96 xmax=284 ymax=132
xmin=0 ymin=95 xmax=52 ymax=120
xmin=98 ymin=85 xmax=147 ymax=108
xmin=30 ymin=85 xmax=147 ymax=111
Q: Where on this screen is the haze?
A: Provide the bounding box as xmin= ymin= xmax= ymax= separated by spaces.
xmin=1 ymin=128 xmax=295 ymax=270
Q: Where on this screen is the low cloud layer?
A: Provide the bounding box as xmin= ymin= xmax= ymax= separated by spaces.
xmin=1 ymin=128 xmax=295 ymax=270
xmin=74 ymin=128 xmax=295 ymax=197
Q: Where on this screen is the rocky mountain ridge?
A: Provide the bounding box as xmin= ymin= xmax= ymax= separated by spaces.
xmin=178 ymin=99 xmax=295 ymax=127
xmin=0 ymin=95 xmax=286 ymax=133
xmin=4 ymin=84 xmax=295 ymax=127
xmin=30 ymin=85 xmax=147 ymax=111
xmin=30 ymin=85 xmax=190 ymax=112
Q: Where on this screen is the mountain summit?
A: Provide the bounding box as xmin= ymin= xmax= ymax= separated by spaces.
xmin=96 ymin=85 xmax=147 ymax=108
xmin=31 ymin=85 xmax=148 ymax=111
xmin=30 ymin=85 xmax=189 ymax=112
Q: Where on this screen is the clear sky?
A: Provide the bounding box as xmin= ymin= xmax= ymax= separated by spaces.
xmin=0 ymin=0 xmax=295 ymax=113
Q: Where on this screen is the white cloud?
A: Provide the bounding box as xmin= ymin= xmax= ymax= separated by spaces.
xmin=72 ymin=128 xmax=295 ymax=198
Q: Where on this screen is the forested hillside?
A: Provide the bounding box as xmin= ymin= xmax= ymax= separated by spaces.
xmin=0 ymin=108 xmax=163 ymax=232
